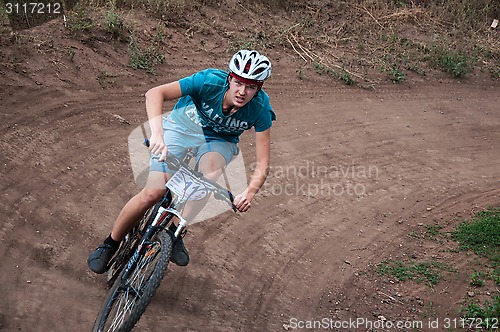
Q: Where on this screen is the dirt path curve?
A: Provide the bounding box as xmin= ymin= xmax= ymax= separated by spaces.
xmin=0 ymin=77 xmax=498 ymax=331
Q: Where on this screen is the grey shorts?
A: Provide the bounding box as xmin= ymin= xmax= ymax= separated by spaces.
xmin=149 ymin=116 xmax=239 ymax=173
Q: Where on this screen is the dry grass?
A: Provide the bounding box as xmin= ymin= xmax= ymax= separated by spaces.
xmin=3 ymin=0 xmax=498 ymax=81
xmin=269 ymin=0 xmax=498 ymax=82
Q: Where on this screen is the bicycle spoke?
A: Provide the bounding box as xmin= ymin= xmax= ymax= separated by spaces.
xmin=94 ymin=231 xmax=171 ymax=332
xmin=127 ymin=243 xmax=161 ymax=292
xmin=102 ymin=241 xmax=162 ymax=331
xmin=107 ymin=286 xmax=136 ymax=331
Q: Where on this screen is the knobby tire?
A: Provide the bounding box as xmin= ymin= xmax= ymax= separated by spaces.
xmin=106 ymin=203 xmax=164 ymax=286
xmin=92 ymin=231 xmax=172 ymax=332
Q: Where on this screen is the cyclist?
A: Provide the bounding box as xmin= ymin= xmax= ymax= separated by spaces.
xmin=88 ymin=50 xmax=274 ymax=273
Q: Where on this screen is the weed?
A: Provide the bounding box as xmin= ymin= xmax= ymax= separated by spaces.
xmin=393 ymin=0 xmax=407 ymax=7
xmin=65 ymin=3 xmax=94 ymax=32
xmin=406 ymin=63 xmax=426 ymax=76
xmin=489 ymin=67 xmax=500 ymax=79
xmin=296 ymin=68 xmax=303 ymax=80
xmin=228 ymin=31 xmax=271 ymax=53
xmin=387 ymin=63 xmax=406 ymax=83
xmin=433 ymin=47 xmax=475 ymax=78
xmin=452 ymin=207 xmax=500 ymax=325
xmin=103 ymin=10 xmax=126 ymax=41
xmin=452 ymin=207 xmax=500 ymax=285
xmin=339 ymin=68 xmax=354 ymax=85
xmin=461 ymin=296 xmax=500 ymax=328
xmin=425 ymin=224 xmax=446 ymax=240
xmin=380 ymin=54 xmax=406 ymax=83
xmin=409 ymin=230 xmax=420 ymax=238
xmin=469 ymin=271 xmax=486 ymax=287
xmin=376 ymin=259 xmax=451 ymax=286
xmin=452 ymin=208 xmax=500 ymax=263
xmin=128 ymin=37 xmax=165 ymax=74
xmin=97 ymin=70 xmax=117 ymax=88
xmin=154 ymin=22 xmax=165 ymax=44
xmin=313 ymin=61 xmax=355 ymax=85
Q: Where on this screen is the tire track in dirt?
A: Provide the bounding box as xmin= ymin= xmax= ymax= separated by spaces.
xmin=0 ymin=86 xmax=154 ymax=330
xmin=118 ymin=83 xmax=499 ymax=331
xmin=1 ymin=73 xmax=499 ymax=331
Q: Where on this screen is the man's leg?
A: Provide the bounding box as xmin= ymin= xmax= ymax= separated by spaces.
xmin=168 ymin=151 xmax=228 ymax=267
xmin=87 ymin=171 xmax=168 ymax=274
xmin=111 ymin=171 xmax=168 ymax=241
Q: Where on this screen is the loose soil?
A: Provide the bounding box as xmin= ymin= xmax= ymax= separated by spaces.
xmin=0 ymin=8 xmax=499 ymax=332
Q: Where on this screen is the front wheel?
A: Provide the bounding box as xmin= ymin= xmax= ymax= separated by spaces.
xmin=92 ymin=231 xmax=172 ymax=332
xmin=106 ymin=202 xmax=164 ymax=286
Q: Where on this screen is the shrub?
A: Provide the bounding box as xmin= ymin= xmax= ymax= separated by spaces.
xmin=128 ymin=37 xmax=165 ymax=74
xmin=103 ymin=10 xmax=126 ymax=41
xmin=438 ymin=50 xmax=475 ymax=78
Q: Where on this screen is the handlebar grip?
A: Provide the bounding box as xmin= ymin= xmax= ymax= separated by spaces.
xmin=213 ymin=190 xmax=237 ymax=212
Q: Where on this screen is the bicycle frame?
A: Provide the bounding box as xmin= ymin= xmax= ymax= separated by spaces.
xmin=118 ymin=148 xmax=236 ymax=282
xmin=94 ymin=145 xmax=238 ymax=331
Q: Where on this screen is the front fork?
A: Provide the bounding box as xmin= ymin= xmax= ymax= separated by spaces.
xmin=120 ymin=206 xmax=188 ymax=281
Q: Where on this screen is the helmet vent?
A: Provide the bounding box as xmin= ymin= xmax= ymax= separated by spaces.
xmin=228 ymin=50 xmax=272 ymax=82
xmin=244 ymin=61 xmax=251 ymax=74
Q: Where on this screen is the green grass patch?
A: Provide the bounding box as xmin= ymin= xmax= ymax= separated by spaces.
xmin=376 ymin=259 xmax=451 ymax=286
xmin=470 ymin=270 xmax=487 ymax=287
xmin=461 ymin=296 xmax=500 ymax=328
xmin=437 ymin=50 xmax=475 ymax=78
xmin=417 ymin=43 xmax=477 ymax=78
xmin=452 ymin=207 xmax=500 ymax=326
xmin=451 ymin=207 xmax=500 ymax=281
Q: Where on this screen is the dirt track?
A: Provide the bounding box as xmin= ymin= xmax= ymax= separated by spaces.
xmin=1 ymin=18 xmax=499 ymax=332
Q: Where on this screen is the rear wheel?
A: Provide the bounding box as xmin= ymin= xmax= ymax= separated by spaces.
xmin=93 ymin=231 xmax=172 ymax=332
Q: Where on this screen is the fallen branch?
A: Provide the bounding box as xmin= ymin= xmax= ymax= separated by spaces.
xmin=277 ymin=22 xmax=301 ymax=40
xmin=290 ymin=34 xmax=315 ymax=62
xmin=351 ymin=4 xmax=385 ymax=30
xmin=286 ymin=35 xmax=307 ymax=62
xmin=288 ymin=33 xmax=373 ymax=84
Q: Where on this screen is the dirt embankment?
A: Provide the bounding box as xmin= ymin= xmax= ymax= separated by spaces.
xmin=1 ymin=3 xmax=499 ymax=331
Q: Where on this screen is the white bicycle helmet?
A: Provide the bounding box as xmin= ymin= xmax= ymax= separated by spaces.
xmin=228 ymin=50 xmax=272 ymax=83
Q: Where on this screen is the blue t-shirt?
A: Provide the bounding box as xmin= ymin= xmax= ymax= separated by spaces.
xmin=170 ymin=68 xmax=275 ymax=143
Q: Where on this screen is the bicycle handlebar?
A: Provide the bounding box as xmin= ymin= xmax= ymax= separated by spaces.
xmin=144 ymin=139 xmax=237 ymax=212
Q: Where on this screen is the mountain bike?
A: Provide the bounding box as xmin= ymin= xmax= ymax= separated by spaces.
xmin=92 ymin=143 xmax=236 ymax=332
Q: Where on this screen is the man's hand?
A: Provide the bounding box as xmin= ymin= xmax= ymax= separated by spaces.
xmin=149 ymin=131 xmax=168 ymax=161
xmin=233 ymin=189 xmax=254 ymax=212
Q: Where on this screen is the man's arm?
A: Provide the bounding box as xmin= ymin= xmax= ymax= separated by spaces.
xmin=144 ymin=81 xmax=183 ymax=161
xmin=234 ymin=128 xmax=271 ymax=212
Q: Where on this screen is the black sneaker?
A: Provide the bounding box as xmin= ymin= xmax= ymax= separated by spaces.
xmin=87 ymin=244 xmax=118 ymax=274
xmin=170 ymin=236 xmax=189 ymax=266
